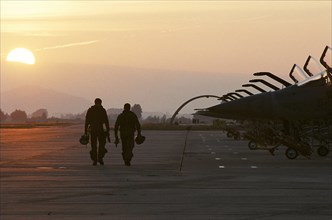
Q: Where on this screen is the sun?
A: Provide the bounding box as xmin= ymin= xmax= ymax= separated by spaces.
xmin=6 ymin=48 xmax=35 ymax=65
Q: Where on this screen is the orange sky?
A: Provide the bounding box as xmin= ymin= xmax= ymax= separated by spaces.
xmin=1 ymin=1 xmax=331 ymax=114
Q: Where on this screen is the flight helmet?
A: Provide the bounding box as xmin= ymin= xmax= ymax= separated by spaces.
xmin=135 ymin=135 xmax=145 ymax=145
xmin=79 ymin=134 xmax=89 ymax=145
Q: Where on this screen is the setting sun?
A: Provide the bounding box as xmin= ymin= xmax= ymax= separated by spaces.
xmin=6 ymin=48 xmax=35 ymax=65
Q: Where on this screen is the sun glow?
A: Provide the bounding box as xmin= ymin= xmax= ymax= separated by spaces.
xmin=6 ymin=48 xmax=35 ymax=65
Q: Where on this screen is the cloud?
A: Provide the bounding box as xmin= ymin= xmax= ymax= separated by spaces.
xmin=34 ymin=40 xmax=99 ymax=51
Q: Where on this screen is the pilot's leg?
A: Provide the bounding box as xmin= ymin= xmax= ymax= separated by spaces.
xmin=90 ymin=132 xmax=98 ymax=165
xmin=97 ymin=132 xmax=107 ymax=165
xmin=121 ymin=135 xmax=133 ymax=166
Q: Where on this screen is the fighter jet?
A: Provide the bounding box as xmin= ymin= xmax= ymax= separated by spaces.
xmin=196 ymin=46 xmax=332 ymax=159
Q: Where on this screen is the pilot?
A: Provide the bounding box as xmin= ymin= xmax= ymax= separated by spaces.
xmin=84 ymin=98 xmax=110 ymax=165
xmin=114 ymin=103 xmax=142 ymax=166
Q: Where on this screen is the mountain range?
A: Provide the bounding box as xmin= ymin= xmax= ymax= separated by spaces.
xmin=0 ymin=85 xmax=92 ymax=116
xmin=0 ymin=85 xmax=177 ymax=118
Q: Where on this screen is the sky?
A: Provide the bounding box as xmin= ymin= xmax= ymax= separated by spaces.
xmin=1 ymin=1 xmax=331 ymax=115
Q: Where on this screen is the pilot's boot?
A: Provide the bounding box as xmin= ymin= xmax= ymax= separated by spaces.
xmin=98 ymin=147 xmax=107 ymax=165
xmin=90 ymin=150 xmax=97 ymax=165
xmin=123 ymin=151 xmax=133 ymax=166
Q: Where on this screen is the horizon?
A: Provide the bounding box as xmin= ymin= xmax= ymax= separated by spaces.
xmin=0 ymin=83 xmax=193 ymax=119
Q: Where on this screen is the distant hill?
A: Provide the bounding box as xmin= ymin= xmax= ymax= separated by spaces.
xmin=0 ymin=85 xmax=92 ymax=116
xmin=107 ymin=108 xmax=172 ymax=119
xmin=142 ymin=112 xmax=172 ymax=119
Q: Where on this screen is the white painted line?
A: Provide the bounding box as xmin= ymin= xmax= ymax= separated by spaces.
xmin=215 ymin=158 xmax=221 ymax=160
xmin=250 ymin=166 xmax=258 ymax=169
xmin=36 ymin=167 xmax=54 ymax=170
xmin=219 ymin=166 xmax=225 ymax=169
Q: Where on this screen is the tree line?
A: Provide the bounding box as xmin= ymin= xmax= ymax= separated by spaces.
xmin=0 ymin=108 xmax=48 ymax=122
xmin=0 ymin=104 xmax=191 ymax=124
xmin=0 ymin=105 xmax=143 ymax=122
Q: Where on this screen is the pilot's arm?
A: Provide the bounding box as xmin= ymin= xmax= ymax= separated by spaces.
xmin=84 ymin=109 xmax=91 ymax=134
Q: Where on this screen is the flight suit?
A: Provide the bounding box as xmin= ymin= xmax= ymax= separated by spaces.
xmin=114 ymin=110 xmax=141 ymax=166
xmin=85 ymin=105 xmax=110 ymax=164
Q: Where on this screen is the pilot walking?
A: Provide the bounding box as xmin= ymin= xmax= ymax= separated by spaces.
xmin=84 ymin=98 xmax=110 ymax=165
xmin=114 ymin=103 xmax=142 ymax=166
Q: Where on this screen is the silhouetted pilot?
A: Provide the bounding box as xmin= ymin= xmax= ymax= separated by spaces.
xmin=85 ymin=98 xmax=110 ymax=165
xmin=114 ymin=103 xmax=141 ymax=166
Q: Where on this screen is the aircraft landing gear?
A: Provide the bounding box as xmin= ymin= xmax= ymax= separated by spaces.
xmin=317 ymin=145 xmax=329 ymax=156
xmin=285 ymin=147 xmax=298 ymax=159
xmin=248 ymin=141 xmax=258 ymax=150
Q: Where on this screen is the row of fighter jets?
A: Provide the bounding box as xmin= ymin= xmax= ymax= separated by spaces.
xmin=196 ymin=46 xmax=332 ymax=159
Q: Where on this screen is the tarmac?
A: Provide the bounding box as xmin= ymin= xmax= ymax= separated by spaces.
xmin=0 ymin=124 xmax=331 ymax=220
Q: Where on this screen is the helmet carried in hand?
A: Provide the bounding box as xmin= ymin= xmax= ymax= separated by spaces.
xmin=79 ymin=134 xmax=89 ymax=145
xmin=135 ymin=135 xmax=145 ymax=145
